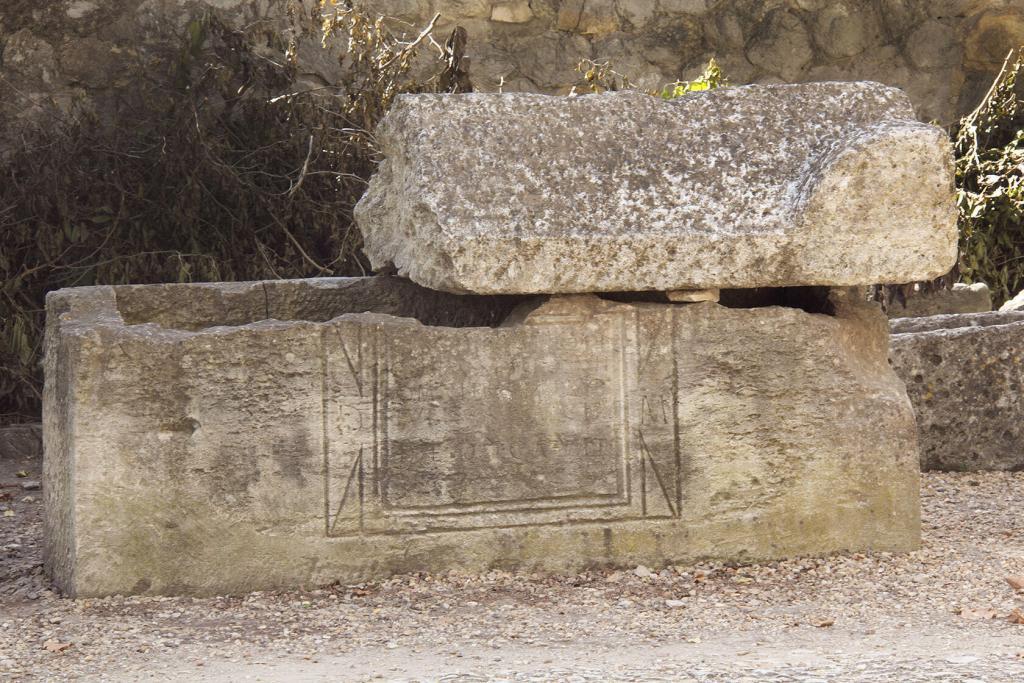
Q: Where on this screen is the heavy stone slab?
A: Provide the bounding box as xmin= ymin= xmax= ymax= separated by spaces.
xmin=45 ymin=279 xmax=920 ymax=597
xmin=886 ymin=282 xmax=992 ymax=319
xmin=354 ymin=83 xmax=958 ymax=294
xmin=890 ymin=311 xmax=1024 ymax=471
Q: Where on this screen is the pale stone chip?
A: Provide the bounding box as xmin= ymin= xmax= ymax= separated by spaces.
xmin=667 ymin=289 xmax=720 ymax=303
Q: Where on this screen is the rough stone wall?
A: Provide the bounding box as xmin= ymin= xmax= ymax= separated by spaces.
xmin=1 ymin=1 xmax=1023 ymax=130
xmin=363 ymin=0 xmax=1022 ymax=124
xmin=0 ymin=0 xmax=333 ymax=134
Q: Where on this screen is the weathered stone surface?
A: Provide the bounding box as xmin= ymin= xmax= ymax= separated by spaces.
xmin=890 ymin=311 xmax=1024 ymax=471
xmin=890 ymin=309 xmax=1024 ymax=335
xmin=355 ymin=84 xmax=957 ymax=294
xmin=45 ymin=279 xmax=919 ymax=596
xmin=0 ymin=424 xmax=42 ymax=461
xmin=111 ymin=276 xmax=526 ymax=330
xmin=887 ymin=282 xmax=992 ymax=319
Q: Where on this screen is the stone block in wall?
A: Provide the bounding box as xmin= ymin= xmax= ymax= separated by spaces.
xmin=905 ymin=20 xmax=959 ymax=70
xmin=813 ymin=3 xmax=874 ymax=60
xmin=964 ymin=9 xmax=1024 ymax=71
xmin=491 ymin=0 xmax=532 ymax=24
xmin=745 ymin=9 xmax=814 ymax=82
xmin=44 ymin=279 xmax=919 ymax=596
xmin=890 ymin=311 xmax=1024 ymax=471
xmin=556 ymin=0 xmax=621 ymax=35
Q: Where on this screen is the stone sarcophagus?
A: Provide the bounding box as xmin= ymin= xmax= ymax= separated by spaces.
xmin=45 ymin=83 xmax=955 ymax=596
xmin=45 ymin=280 xmax=919 ymax=596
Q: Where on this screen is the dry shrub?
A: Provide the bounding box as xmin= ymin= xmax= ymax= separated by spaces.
xmin=0 ymin=3 xmax=470 ymax=423
xmin=955 ymin=48 xmax=1024 ymax=306
xmin=573 ymin=57 xmax=726 ymax=97
xmin=877 ymin=48 xmax=1024 ymax=311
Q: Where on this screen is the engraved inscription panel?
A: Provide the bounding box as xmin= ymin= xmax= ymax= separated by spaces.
xmin=633 ymin=306 xmax=681 ymax=518
xmin=322 ymin=299 xmax=681 ymax=537
xmin=381 ymin=320 xmax=624 ymax=510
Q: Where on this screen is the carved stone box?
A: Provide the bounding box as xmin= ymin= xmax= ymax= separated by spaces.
xmin=44 ymin=278 xmax=920 ymax=596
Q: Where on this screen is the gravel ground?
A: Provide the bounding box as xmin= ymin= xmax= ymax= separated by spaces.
xmin=3 ymin=449 xmax=1024 ymax=682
